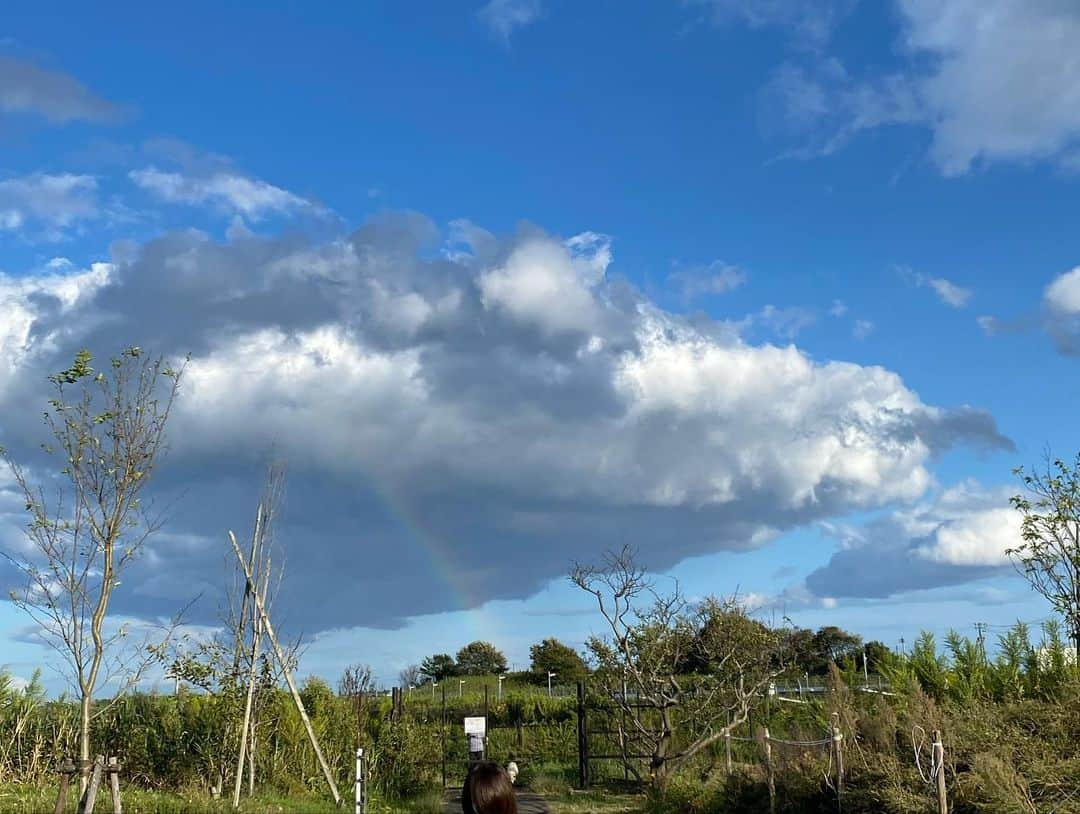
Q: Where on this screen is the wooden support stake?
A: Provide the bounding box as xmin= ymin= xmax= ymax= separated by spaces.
xmin=933 ymin=730 xmax=947 ymax=814
xmin=108 ymin=757 xmax=122 ymax=814
xmin=228 ymin=530 xmax=342 ymax=807
xmin=831 ymin=712 xmax=844 ymax=807
xmin=78 ymin=756 xmax=104 ymax=814
xmin=233 ymin=506 xmax=264 ymax=809
xmin=761 ymin=728 xmax=775 ymax=814
xmin=724 ymin=711 xmax=732 ymax=776
xmin=354 ymin=747 xmax=367 ymax=814
xmin=53 ymin=761 xmax=75 ymax=814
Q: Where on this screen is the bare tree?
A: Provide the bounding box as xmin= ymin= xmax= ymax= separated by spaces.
xmin=339 ymin=663 xmax=376 ymax=744
xmin=398 ymin=664 xmax=422 ymax=689
xmin=571 ymin=546 xmax=783 ymax=789
xmin=1 ymin=347 xmax=184 ymax=789
xmin=1010 ymin=452 xmax=1080 ymax=660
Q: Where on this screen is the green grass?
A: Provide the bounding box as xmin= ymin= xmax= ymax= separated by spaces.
xmin=0 ymin=782 xmax=447 ymax=814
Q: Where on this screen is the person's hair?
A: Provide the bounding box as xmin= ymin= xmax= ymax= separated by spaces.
xmin=462 ymin=762 xmax=517 ymax=814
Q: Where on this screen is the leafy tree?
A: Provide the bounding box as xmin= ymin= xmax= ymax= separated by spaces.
xmin=420 ymin=653 xmax=458 ymax=682
xmin=529 ymin=638 xmax=588 ymax=683
xmin=779 ymin=625 xmax=865 ymax=675
xmin=782 ymin=627 xmax=815 ymax=674
xmin=455 ymin=641 xmax=508 ymax=676
xmin=2 ymin=347 xmax=184 ymax=789
xmin=810 ymin=625 xmax=863 ymax=672
xmin=1010 ymin=452 xmax=1080 ymax=659
xmin=945 ymin=630 xmax=989 ymax=703
xmin=863 ymin=640 xmax=893 ymax=674
xmin=909 ymin=631 xmax=950 ymax=700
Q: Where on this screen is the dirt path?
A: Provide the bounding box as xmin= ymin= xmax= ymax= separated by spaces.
xmin=443 ymin=786 xmax=550 ymax=813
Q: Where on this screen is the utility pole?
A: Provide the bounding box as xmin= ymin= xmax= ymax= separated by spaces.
xmin=548 ymin=671 xmax=556 ymax=697
xmin=498 ymin=675 xmax=506 ymax=701
xmin=974 ymin=622 xmax=988 ymax=660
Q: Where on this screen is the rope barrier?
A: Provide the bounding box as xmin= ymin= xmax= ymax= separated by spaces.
xmin=767 ymin=737 xmax=832 ymax=747
xmin=911 ymin=726 xmax=940 ymax=786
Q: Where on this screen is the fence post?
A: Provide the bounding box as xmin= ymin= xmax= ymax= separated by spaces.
xmin=53 ymin=760 xmax=76 ymax=814
xmin=758 ymin=728 xmax=775 ymax=814
xmin=933 ymin=730 xmax=947 ymax=814
xmin=724 ymin=711 xmax=732 ymax=776
xmin=355 ymin=747 xmax=367 ymax=814
xmin=576 ymin=681 xmax=589 ymax=790
xmin=831 ymin=712 xmax=843 ymax=809
xmin=107 ymin=757 xmax=122 ymax=814
xmin=441 ymin=683 xmax=447 ymax=789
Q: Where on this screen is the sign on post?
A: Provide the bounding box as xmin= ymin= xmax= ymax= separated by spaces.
xmin=465 ymin=717 xmax=487 ymax=762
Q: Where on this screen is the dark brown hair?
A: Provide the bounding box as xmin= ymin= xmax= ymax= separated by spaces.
xmin=462 ymin=762 xmax=517 ymax=814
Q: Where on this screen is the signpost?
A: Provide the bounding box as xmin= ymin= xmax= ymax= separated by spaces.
xmin=465 ymin=717 xmax=487 ymax=765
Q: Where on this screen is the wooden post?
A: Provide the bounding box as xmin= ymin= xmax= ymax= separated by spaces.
xmin=724 ymin=712 xmax=732 ymax=776
xmin=933 ymin=730 xmax=947 ymax=814
xmin=53 ymin=761 xmax=76 ymax=814
xmin=576 ymin=681 xmax=589 ymax=789
xmin=227 ymin=531 xmax=342 ymax=807
xmin=108 ymin=757 xmax=122 ymax=814
xmin=440 ymin=682 xmax=447 ymax=789
xmin=761 ymin=728 xmax=775 ymax=814
xmin=831 ymin=712 xmax=844 ymax=808
xmin=354 ymin=747 xmax=367 ymax=814
xmin=78 ymin=756 xmax=104 ymax=814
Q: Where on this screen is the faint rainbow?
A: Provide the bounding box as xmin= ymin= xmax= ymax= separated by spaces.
xmin=366 ymin=478 xmax=493 ymax=645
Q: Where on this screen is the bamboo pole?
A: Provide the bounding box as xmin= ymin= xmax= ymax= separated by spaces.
xmin=232 ymin=505 xmax=264 ymax=809
xmin=228 ymin=530 xmax=342 ymax=807
xmin=250 ymin=539 xmax=272 ymax=797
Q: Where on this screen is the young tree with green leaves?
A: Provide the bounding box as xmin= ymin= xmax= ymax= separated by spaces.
xmin=529 ymin=638 xmax=588 ymax=684
xmin=1010 ymin=452 xmax=1080 ymax=660
xmin=420 ymin=653 xmax=458 ymax=682
xmin=1 ymin=347 xmax=184 ymax=790
xmin=455 ymin=641 xmax=508 ymax=675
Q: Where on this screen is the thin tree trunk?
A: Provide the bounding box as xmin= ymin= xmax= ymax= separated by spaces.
xmin=79 ymin=696 xmax=91 ymax=795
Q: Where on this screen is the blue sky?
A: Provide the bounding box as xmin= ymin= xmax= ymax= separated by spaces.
xmin=2 ymin=0 xmax=1080 ymax=691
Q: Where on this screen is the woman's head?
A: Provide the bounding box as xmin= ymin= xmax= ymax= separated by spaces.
xmin=463 ymin=762 xmax=517 ymax=814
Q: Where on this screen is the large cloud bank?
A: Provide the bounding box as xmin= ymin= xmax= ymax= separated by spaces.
xmin=0 ymin=214 xmax=1011 ymax=630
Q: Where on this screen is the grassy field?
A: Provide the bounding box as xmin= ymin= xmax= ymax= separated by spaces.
xmin=0 ymin=783 xmax=643 ymax=814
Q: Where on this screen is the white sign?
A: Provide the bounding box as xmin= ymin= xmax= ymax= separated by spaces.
xmin=464 ymin=716 xmax=486 ymax=736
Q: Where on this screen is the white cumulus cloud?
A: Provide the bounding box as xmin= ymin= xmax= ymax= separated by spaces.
xmin=0 ymin=215 xmax=1011 ymax=631
xmin=757 ymin=0 xmax=1080 ymax=174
